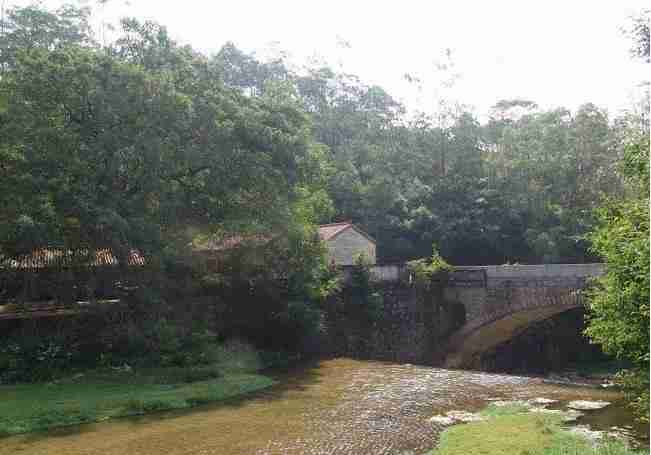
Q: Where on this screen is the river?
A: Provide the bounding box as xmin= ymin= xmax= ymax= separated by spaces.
xmin=0 ymin=358 xmax=647 ymax=454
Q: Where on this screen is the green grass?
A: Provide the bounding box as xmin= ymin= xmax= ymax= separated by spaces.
xmin=0 ymin=367 xmax=276 ymax=436
xmin=428 ymin=404 xmax=648 ymax=455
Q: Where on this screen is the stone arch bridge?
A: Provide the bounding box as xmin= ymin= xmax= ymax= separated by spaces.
xmin=335 ymin=263 xmax=605 ymax=368
xmin=438 ymin=264 xmax=604 ymax=368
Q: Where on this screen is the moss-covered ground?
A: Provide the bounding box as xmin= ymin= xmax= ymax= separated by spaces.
xmin=0 ymin=366 xmax=275 ymax=436
xmin=429 ymin=404 xmax=648 ymax=455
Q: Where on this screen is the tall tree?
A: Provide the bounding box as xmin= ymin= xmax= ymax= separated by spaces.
xmin=585 ymin=10 xmax=650 ymax=421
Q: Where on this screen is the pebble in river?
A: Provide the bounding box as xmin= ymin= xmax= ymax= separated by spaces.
xmin=567 ymin=400 xmax=610 ymax=410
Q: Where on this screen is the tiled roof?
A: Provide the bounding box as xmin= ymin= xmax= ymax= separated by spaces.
xmin=318 ymin=222 xmax=354 ymax=241
xmin=318 ymin=222 xmax=375 ymax=243
xmin=0 ymin=248 xmax=145 ymax=270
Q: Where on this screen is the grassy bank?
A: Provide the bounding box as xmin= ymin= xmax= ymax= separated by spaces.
xmin=429 ymin=404 xmax=648 ymax=455
xmin=0 ymin=365 xmax=276 ymax=436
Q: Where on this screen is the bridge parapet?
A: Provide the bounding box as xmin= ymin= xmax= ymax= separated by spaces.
xmin=340 ymin=263 xmax=604 ymax=286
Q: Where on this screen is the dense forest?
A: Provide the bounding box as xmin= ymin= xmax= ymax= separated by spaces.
xmin=215 ymin=42 xmax=642 ymax=265
xmin=1 ymin=4 xmax=646 ymax=268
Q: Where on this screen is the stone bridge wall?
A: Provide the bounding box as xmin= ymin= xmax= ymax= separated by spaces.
xmin=443 ymin=264 xmax=604 ymax=322
xmin=341 ymin=263 xmax=603 ymax=322
xmin=322 ymin=283 xmax=431 ymax=363
xmin=326 ymin=263 xmax=604 ymax=365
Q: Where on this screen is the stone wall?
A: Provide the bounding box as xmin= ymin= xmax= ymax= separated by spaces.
xmin=324 ymin=263 xmax=604 ymax=366
xmin=322 ymin=283 xmax=433 ymax=363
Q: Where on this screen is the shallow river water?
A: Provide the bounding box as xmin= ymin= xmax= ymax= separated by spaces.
xmin=1 ymin=358 xmax=647 ymax=454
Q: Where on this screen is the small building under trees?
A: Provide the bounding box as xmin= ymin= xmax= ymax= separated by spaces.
xmin=318 ymin=222 xmax=376 ymax=266
xmin=0 ymin=248 xmax=146 ymax=305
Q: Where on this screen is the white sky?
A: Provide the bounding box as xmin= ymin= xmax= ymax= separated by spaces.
xmin=9 ymin=0 xmax=651 ymax=120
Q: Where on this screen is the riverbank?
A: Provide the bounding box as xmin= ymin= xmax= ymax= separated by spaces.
xmin=0 ymin=366 xmax=276 ymax=436
xmin=0 ymin=360 xmax=645 ymax=454
xmin=428 ymin=403 xmax=648 ymax=455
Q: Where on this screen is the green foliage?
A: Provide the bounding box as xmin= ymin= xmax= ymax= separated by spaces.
xmin=0 ymin=318 xmax=224 ymax=383
xmin=0 ymin=4 xmax=94 ymax=68
xmin=585 ymin=137 xmax=649 ymax=421
xmin=406 ymin=244 xmax=452 ymax=288
xmin=0 ymin=5 xmax=328 ymax=264
xmin=0 ymin=334 xmax=77 ymax=383
xmin=0 ymin=2 xmax=634 ymax=269
xmin=617 ymin=368 xmax=650 ymax=422
xmin=349 ymin=253 xmax=383 ymax=322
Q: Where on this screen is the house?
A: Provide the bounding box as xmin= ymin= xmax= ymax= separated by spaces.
xmin=195 ymin=221 xmax=376 ymax=269
xmin=318 ymin=221 xmax=376 ymax=266
xmin=0 ymin=248 xmax=145 ymax=304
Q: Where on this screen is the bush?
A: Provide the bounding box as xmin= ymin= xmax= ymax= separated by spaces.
xmin=0 ymin=316 xmax=226 ymax=383
xmin=274 ymin=300 xmax=324 ymax=353
xmin=0 ymin=334 xmax=77 ymax=383
xmin=348 ymin=253 xmax=384 ymax=322
xmin=123 ymin=398 xmax=173 ymax=414
xmin=406 ymin=244 xmax=451 ymax=289
xmin=34 ymin=406 xmax=96 ymax=429
xmin=105 ymin=318 xmax=221 ymax=368
xmin=212 ymin=339 xmax=262 ymax=373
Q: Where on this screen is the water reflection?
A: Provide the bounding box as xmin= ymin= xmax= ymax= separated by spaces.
xmin=0 ymin=358 xmax=645 ymax=454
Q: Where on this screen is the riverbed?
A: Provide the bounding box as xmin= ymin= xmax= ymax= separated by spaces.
xmin=0 ymin=358 xmax=646 ymax=454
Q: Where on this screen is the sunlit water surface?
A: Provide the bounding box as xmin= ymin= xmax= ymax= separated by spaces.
xmin=0 ymin=358 xmax=646 ymax=454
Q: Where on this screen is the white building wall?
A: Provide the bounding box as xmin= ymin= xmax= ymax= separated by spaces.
xmin=326 ymin=228 xmax=376 ymax=266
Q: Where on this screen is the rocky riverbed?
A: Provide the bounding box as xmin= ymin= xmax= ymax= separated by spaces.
xmin=0 ymin=359 xmax=646 ymax=454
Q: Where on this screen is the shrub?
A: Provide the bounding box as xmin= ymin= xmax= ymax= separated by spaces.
xmin=213 ymin=339 xmax=262 ymax=373
xmin=34 ymin=406 xmax=95 ymax=429
xmin=348 ymin=253 xmax=383 ymax=322
xmin=0 ymin=334 xmax=77 ymax=383
xmin=406 ymin=243 xmax=451 ymax=289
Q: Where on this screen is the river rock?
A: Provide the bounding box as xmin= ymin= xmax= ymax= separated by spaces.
xmin=529 ymin=407 xmax=562 ymax=415
xmin=445 ymin=411 xmax=485 ymax=423
xmin=528 ymin=407 xmax=583 ymax=422
xmin=529 ymin=397 xmax=558 ymax=405
xmin=568 ymin=425 xmax=604 ymax=444
xmin=567 ymin=400 xmax=610 ymax=410
xmin=428 ymin=415 xmax=456 ymax=425
xmin=563 ymin=410 xmax=584 ymax=422
xmin=490 ymin=400 xmax=528 ymax=407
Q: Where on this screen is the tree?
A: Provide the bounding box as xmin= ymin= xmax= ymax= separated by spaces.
xmin=585 ymin=139 xmax=649 ymax=420
xmin=0 ymin=4 xmax=94 ymax=69
xmin=624 ymin=9 xmax=650 ymax=63
xmin=585 ymin=10 xmax=650 ymax=420
xmin=0 ymin=9 xmax=324 ymax=262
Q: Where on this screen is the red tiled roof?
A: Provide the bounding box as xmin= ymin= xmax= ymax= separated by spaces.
xmin=1 ymin=248 xmax=145 ymax=270
xmin=318 ymin=222 xmax=375 ymax=243
xmin=318 ymin=222 xmax=353 ymax=241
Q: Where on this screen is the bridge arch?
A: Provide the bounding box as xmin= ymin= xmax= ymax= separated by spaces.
xmin=443 ymin=287 xmax=584 ymax=368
